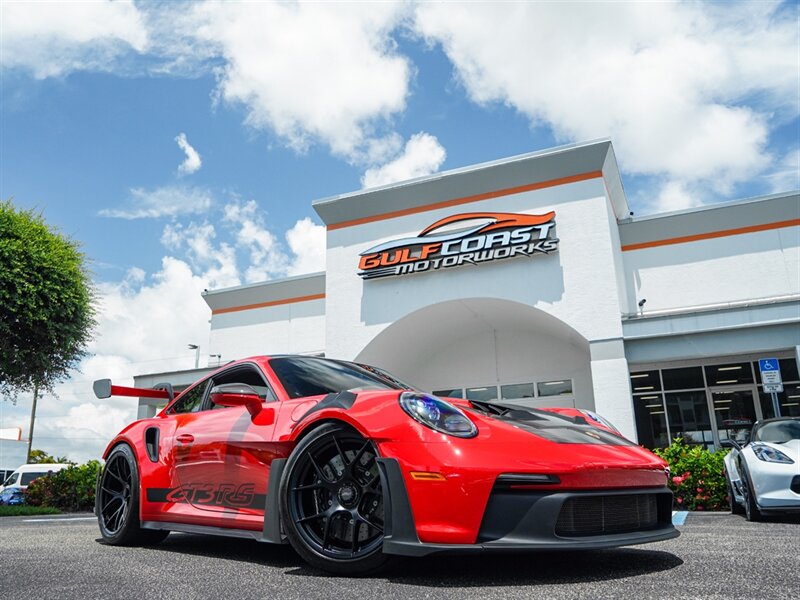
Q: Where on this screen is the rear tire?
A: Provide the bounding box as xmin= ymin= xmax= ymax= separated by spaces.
xmin=279 ymin=422 xmax=392 ymax=576
xmin=97 ymin=444 xmax=169 ymax=545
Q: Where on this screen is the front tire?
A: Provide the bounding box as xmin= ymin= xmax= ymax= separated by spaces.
xmin=279 ymin=423 xmax=391 ymax=575
xmin=97 ymin=444 xmax=168 ymax=545
xmin=726 ymin=475 xmax=744 ymax=515
xmin=741 ymin=467 xmax=762 ymax=522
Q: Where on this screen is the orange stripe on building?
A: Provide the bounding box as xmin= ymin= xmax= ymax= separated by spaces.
xmin=326 ymin=171 xmax=604 ymax=231
xmin=621 ymin=219 xmax=800 ymax=252
xmin=212 ymin=293 xmax=325 ymax=315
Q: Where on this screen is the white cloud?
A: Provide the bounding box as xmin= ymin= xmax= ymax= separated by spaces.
xmin=286 ymin=218 xmax=326 ymax=276
xmin=183 ymin=1 xmax=411 ymax=161
xmin=2 ymin=198 xmax=326 ymax=461
xmin=175 ymin=132 xmax=202 ymax=175
xmin=160 ymin=222 xmax=240 ymax=289
xmin=648 ymin=180 xmax=705 ymax=214
xmin=414 ymin=2 xmax=798 ymax=205
xmin=0 ymin=0 xmax=148 ymax=78
xmin=100 ymin=185 xmax=212 ymax=219
xmin=361 ymin=132 xmax=447 ymax=188
xmin=223 ymin=200 xmax=288 ymax=283
xmin=0 ymin=258 xmax=212 ymax=462
xmin=766 ymin=149 xmax=800 ymax=194
xmin=162 ymin=199 xmax=326 ymax=287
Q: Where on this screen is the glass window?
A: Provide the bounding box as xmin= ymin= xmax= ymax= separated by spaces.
xmin=169 ymin=380 xmax=209 ymax=414
xmin=632 ymin=394 xmax=669 ymax=448
xmin=753 ymin=359 xmax=800 ymax=384
xmin=704 ymin=362 xmax=754 ymax=386
xmin=21 ymin=472 xmax=48 ymax=486
xmin=537 ymin=380 xmax=573 ymax=397
xmin=661 ymin=367 xmax=704 ymax=391
xmin=630 ymin=370 xmax=661 ymax=393
xmin=269 ymin=357 xmax=398 ymax=399
xmin=759 ymin=384 xmax=800 ymax=418
xmin=433 ymin=388 xmax=463 ymax=399
xmin=501 ymin=383 xmax=534 ymax=400
xmin=665 ymin=391 xmax=714 ymax=449
xmin=3 ymin=473 xmax=19 ymax=486
xmin=711 ymin=390 xmax=757 ymax=444
xmin=466 ymin=386 xmax=498 ymax=401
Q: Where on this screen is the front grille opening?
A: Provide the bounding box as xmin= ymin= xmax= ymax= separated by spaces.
xmin=556 ymin=494 xmax=659 ymax=536
xmin=791 ymin=475 xmax=800 ymax=495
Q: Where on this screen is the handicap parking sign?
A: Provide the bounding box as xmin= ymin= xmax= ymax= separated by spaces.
xmin=759 ymin=359 xmax=779 ymax=372
xmin=758 ymin=358 xmax=783 ymax=393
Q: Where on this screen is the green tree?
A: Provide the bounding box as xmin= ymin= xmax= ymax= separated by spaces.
xmin=0 ymin=200 xmax=96 ymax=399
xmin=27 ymin=448 xmax=72 ymax=464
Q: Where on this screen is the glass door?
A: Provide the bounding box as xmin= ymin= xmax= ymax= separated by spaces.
xmin=710 ymin=388 xmax=758 ymax=445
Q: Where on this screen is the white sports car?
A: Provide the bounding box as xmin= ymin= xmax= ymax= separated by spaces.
xmin=724 ymin=417 xmax=800 ymax=521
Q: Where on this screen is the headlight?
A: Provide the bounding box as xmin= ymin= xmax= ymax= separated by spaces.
xmin=399 ymin=392 xmax=477 ymax=438
xmin=751 ymin=443 xmax=795 ymax=464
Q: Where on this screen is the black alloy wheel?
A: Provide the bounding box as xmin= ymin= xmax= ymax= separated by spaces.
xmin=280 ymin=423 xmax=391 ymax=575
xmin=97 ymin=444 xmax=168 ymax=545
xmin=99 ymin=452 xmax=132 ymax=535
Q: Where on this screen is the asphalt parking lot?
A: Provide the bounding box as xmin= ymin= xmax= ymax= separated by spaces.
xmin=1 ymin=512 xmax=798 ymax=599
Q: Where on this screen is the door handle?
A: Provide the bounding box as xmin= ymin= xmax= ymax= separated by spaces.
xmin=176 ymin=434 xmax=194 ymax=444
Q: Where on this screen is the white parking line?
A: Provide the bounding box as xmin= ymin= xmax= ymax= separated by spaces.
xmin=22 ymin=517 xmax=96 ymax=522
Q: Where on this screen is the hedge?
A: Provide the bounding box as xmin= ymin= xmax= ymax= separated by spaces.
xmin=654 ymin=438 xmax=730 ymax=511
xmin=25 ymin=461 xmax=101 ymax=512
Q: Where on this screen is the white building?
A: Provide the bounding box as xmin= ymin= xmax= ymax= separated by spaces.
xmin=136 ymin=139 xmax=800 ymax=450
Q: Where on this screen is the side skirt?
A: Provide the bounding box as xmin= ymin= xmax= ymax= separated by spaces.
xmin=141 ymin=520 xmax=265 ymax=541
xmin=141 ymin=458 xmax=290 ymax=545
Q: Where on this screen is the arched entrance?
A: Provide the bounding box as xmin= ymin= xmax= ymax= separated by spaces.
xmin=355 ymin=298 xmax=594 ymax=410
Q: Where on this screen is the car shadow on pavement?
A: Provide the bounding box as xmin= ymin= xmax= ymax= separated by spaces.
xmin=380 ymin=548 xmax=683 ymax=587
xmin=100 ymin=533 xmax=304 ymax=569
xmin=116 ymin=534 xmax=682 ymax=586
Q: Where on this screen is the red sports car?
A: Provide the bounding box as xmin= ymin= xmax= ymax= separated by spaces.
xmin=94 ymin=355 xmax=678 ymax=575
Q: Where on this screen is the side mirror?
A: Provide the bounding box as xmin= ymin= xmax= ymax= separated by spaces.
xmin=210 ymin=384 xmax=262 ymax=417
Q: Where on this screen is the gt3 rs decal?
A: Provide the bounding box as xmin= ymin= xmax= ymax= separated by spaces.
xmin=146 ymin=484 xmax=265 ymax=510
xmin=358 ymin=212 xmax=559 ymax=280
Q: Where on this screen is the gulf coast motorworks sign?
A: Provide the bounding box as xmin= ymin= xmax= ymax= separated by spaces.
xmin=357 ymin=211 xmax=559 ymax=280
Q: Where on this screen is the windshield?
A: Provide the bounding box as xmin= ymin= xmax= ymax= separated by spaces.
xmin=269 ymin=357 xmax=401 ymax=399
xmin=754 ymin=420 xmax=800 ymax=443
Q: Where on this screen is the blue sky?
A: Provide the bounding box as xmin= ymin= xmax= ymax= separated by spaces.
xmin=1 ymin=1 xmax=798 ymax=461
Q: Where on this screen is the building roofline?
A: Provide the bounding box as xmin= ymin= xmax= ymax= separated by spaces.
xmin=202 ymin=271 xmax=326 ymax=297
xmin=202 ymin=271 xmax=326 ymax=313
xmin=313 ymin=139 xmax=631 ymax=228
xmin=623 ymin=190 xmax=800 ymax=223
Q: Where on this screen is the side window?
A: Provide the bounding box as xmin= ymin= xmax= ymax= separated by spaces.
xmin=209 ymin=366 xmax=276 ymax=410
xmin=169 ymin=381 xmax=209 ymax=414
xmin=21 ymin=472 xmax=47 ymax=486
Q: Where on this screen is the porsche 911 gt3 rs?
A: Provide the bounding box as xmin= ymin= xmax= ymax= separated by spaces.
xmin=94 ymin=355 xmax=678 ymax=575
xmin=724 ymin=417 xmax=800 ymax=521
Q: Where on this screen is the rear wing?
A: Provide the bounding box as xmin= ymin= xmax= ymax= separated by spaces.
xmin=93 ymin=379 xmax=175 ymax=402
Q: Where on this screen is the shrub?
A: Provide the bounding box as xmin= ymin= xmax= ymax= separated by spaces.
xmin=654 ymin=438 xmax=730 ymax=511
xmin=25 ymin=461 xmax=101 ymax=512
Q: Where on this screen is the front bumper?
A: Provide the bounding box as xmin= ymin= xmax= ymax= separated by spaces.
xmin=377 ymin=458 xmax=679 ymax=557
